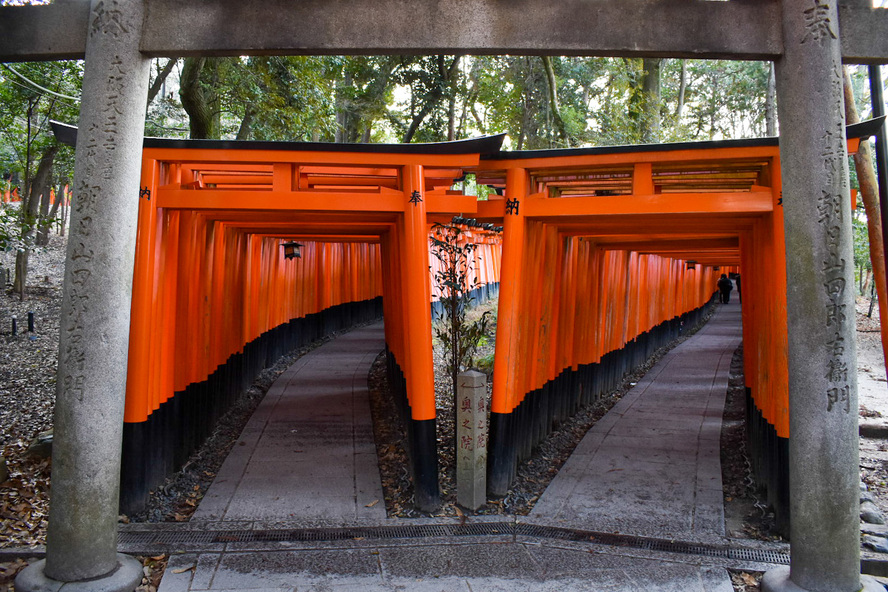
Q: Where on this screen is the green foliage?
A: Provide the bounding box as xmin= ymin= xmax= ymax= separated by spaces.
xmin=474 ymin=352 xmax=496 ymax=375
xmin=0 ymin=203 xmax=22 ymax=251
xmin=430 ymin=223 xmax=492 ymax=399
xmin=0 ymin=55 xmax=782 ymax=199
xmin=853 ymin=210 xmax=872 ymax=294
xmin=0 ymin=61 xmax=79 ymax=185
xmin=137 ymin=54 xmax=781 ymax=147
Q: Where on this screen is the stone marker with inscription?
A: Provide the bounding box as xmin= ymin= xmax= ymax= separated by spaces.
xmin=456 ymin=370 xmax=488 ymax=510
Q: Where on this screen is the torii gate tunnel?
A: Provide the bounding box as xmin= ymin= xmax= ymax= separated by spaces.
xmin=6 ymin=1 xmax=888 ymax=591
xmin=106 ymin=121 xmax=876 ymax=524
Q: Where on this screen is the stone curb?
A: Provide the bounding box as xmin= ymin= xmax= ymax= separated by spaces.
xmin=860 ymin=421 xmax=888 ymax=439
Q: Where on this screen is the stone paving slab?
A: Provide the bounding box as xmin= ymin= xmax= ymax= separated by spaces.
xmin=530 ymin=302 xmax=741 ymax=543
xmin=157 ymin=541 xmax=735 ymax=592
xmin=192 ymin=323 xmax=387 ymax=524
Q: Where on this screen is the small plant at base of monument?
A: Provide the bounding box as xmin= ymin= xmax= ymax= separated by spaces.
xmin=430 ymin=222 xmax=492 ymax=430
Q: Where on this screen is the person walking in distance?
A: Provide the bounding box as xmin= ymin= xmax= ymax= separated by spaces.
xmin=717 ymin=273 xmax=733 ymax=304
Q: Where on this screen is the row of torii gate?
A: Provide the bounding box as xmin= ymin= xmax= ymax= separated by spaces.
xmin=5 ymin=2 xmax=888 ymax=592
xmin=108 ymin=129 xmax=807 ymax=516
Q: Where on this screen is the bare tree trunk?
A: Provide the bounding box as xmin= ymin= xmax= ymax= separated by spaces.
xmin=843 ymin=66 xmax=888 ymax=370
xmin=446 ymin=56 xmax=462 ymax=141
xmin=236 ymin=106 xmax=254 ymax=141
xmin=36 ymin=186 xmax=51 ymax=246
xmin=147 ymin=58 xmax=177 ymax=107
xmin=766 ymin=62 xmax=777 ymax=136
xmin=517 ymin=58 xmax=534 ymax=150
xmin=180 ymin=57 xmax=220 ymax=139
xmin=676 ymin=59 xmax=687 ymax=119
xmin=456 ymin=88 xmax=474 ymax=139
xmin=335 ymin=70 xmax=353 ymax=143
xmin=640 ymin=58 xmax=661 ymax=143
xmin=541 ymin=56 xmax=570 ymax=146
xmin=60 ymin=185 xmax=67 ymax=237
xmin=402 ymin=98 xmax=438 ymax=143
xmin=447 ymin=93 xmax=458 ymax=141
xmin=14 ymin=144 xmax=57 ymax=298
xmin=471 ymin=102 xmax=485 ymax=135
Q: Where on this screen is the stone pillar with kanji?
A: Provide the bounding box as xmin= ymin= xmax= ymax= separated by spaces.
xmin=457 ymin=370 xmax=488 ymax=510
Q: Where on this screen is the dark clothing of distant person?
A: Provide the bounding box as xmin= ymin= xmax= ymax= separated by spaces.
xmin=717 ymin=274 xmax=733 ymax=304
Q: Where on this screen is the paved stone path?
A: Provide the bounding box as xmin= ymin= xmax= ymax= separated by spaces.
xmin=531 ymin=302 xmax=742 ymax=540
xmin=191 ymin=322 xmax=387 ymax=524
xmin=159 ymin=304 xmax=744 ymax=591
xmin=159 ymin=539 xmax=734 ymax=592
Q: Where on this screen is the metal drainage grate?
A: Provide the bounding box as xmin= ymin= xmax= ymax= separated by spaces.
xmin=516 ymin=524 xmax=789 ymax=565
xmin=118 ymin=522 xmax=514 ymax=547
xmin=118 ymin=521 xmax=789 ymax=566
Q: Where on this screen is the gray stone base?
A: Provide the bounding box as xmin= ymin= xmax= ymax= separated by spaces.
xmin=762 ymin=566 xmax=884 ymax=592
xmin=15 ymin=554 xmax=142 ymax=592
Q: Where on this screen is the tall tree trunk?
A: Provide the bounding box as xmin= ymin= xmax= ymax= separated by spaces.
xmin=766 ymin=62 xmax=777 ymax=136
xmin=640 ymin=58 xmax=661 ymax=143
xmin=541 ymin=56 xmax=570 ymax=146
xmin=447 ymin=93 xmax=458 ymax=141
xmin=14 ymin=144 xmax=57 ymax=298
xmin=236 ymin=106 xmax=254 ymax=141
xmin=446 ymin=56 xmax=462 ymax=141
xmin=23 ymin=99 xmax=35 ymax=207
xmin=147 ymin=58 xmax=177 ymax=108
xmin=335 ymin=70 xmax=353 ymax=143
xmin=676 ymin=60 xmax=687 ymax=119
xmin=456 ymin=88 xmax=475 ymax=139
xmin=36 ymin=185 xmax=51 ymax=246
xmin=471 ymin=102 xmax=485 ymax=135
xmin=60 ymin=185 xmax=67 ymax=237
xmin=843 ymin=66 xmax=888 ymax=372
xmin=180 ymin=57 xmax=220 ymax=139
xmin=402 ymin=99 xmax=437 ymax=143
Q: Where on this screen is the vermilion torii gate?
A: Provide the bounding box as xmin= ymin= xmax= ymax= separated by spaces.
xmin=472 ymin=128 xmax=872 ymax=528
xmin=116 ymin=133 xmax=505 ymax=515
xmin=3 ymin=2 xmax=888 ymax=592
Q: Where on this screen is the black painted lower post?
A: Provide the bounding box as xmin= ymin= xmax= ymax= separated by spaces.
xmin=776 ymin=436 xmax=790 ymax=536
xmin=487 ymin=411 xmax=515 ymax=497
xmin=409 ymin=418 xmax=440 ymax=512
xmin=119 ymin=422 xmax=147 ymax=515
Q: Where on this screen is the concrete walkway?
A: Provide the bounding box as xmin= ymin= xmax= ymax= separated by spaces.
xmin=530 ymin=301 xmax=742 ymax=541
xmin=158 ymin=304 xmax=747 ymax=592
xmin=192 ymin=322 xmax=387 ymax=524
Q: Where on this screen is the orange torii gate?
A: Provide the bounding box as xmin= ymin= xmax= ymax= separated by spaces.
xmin=468 ymin=124 xmax=874 ymax=528
xmin=114 ymin=133 xmax=504 ymax=512
xmin=72 ymin=119 xmax=876 ymax=525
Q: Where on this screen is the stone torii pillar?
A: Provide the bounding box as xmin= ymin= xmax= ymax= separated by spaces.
xmin=16 ymin=1 xmax=150 ymax=590
xmin=765 ymin=1 xmax=879 ymax=591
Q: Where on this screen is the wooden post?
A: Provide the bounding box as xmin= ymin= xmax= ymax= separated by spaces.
xmin=489 ymin=167 xmax=527 ymax=496
xmin=401 ymin=164 xmax=440 ymax=512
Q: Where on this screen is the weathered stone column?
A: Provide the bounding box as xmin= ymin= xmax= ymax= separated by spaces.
xmin=16 ymin=1 xmax=149 ymax=590
xmin=765 ymin=1 xmax=878 ymax=591
xmin=457 ymin=370 xmax=488 ymax=510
